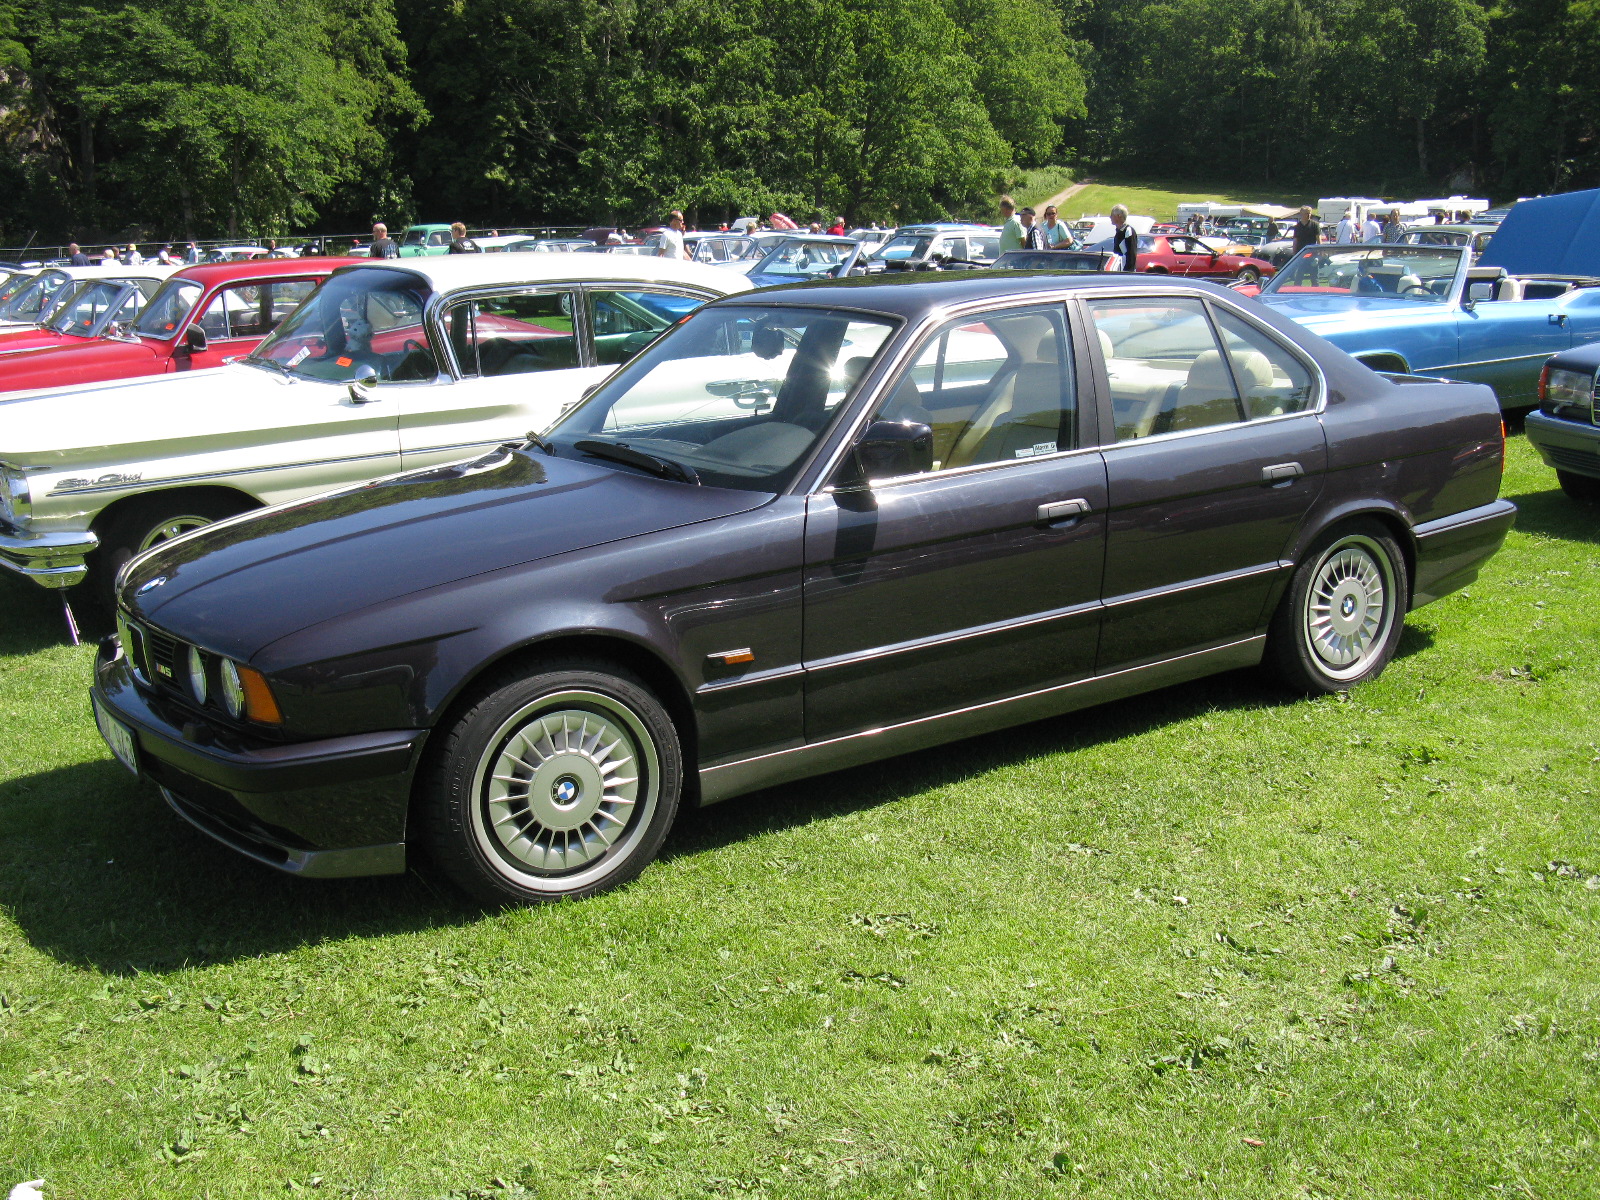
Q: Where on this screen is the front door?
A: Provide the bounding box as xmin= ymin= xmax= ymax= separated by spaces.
xmin=1086 ymin=293 xmax=1327 ymax=670
xmin=802 ymin=303 xmax=1107 ymax=742
xmin=1452 ymin=295 xmax=1572 ymax=408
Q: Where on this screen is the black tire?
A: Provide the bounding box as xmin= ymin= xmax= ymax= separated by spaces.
xmin=90 ymin=492 xmax=253 ymax=612
xmin=1236 ymin=266 xmax=1261 ymax=285
xmin=1266 ymin=521 xmax=1408 ymax=695
xmin=1556 ymin=470 xmax=1600 ymax=504
xmin=418 ymin=660 xmax=682 ymax=905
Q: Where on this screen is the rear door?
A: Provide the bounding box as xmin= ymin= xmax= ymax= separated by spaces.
xmin=1086 ymin=292 xmax=1327 ymax=670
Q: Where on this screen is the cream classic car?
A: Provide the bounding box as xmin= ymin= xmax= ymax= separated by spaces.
xmin=0 ymin=255 xmax=750 ymax=603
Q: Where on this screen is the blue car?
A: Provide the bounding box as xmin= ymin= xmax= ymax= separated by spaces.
xmin=737 ymin=234 xmax=874 ymax=288
xmin=1253 ymin=190 xmax=1600 ymax=409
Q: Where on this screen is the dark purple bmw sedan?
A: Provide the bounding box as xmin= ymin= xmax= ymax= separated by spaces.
xmin=92 ymin=273 xmax=1516 ymax=904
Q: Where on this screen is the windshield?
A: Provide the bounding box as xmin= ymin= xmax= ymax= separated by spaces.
xmin=545 ymin=304 xmax=897 ymax=492
xmin=247 ymin=267 xmax=437 ymax=383
xmin=0 ymin=272 xmax=34 ymax=307
xmin=48 ymin=280 xmax=139 ymax=337
xmin=876 ymin=234 xmax=933 ymax=262
xmin=750 ymin=240 xmax=855 ymax=281
xmin=0 ymin=269 xmax=70 ymax=322
xmin=402 ymin=228 xmax=429 ymax=246
xmin=133 ymin=278 xmax=204 ymax=338
xmin=1260 ymin=245 xmax=1464 ymax=302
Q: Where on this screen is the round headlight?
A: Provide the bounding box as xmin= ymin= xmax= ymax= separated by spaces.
xmin=220 ymin=658 xmax=245 ymax=718
xmin=186 ymin=646 xmax=208 ymax=704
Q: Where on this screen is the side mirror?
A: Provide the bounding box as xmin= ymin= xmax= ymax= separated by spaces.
xmin=184 ymin=325 xmax=208 ymax=353
xmin=1466 ymin=281 xmax=1493 ymax=305
xmin=834 ymin=420 xmax=934 ymax=489
xmin=346 ymin=362 xmax=379 ymax=403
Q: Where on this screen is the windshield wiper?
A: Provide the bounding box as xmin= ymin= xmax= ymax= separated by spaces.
xmin=574 ymin=439 xmax=699 ymax=485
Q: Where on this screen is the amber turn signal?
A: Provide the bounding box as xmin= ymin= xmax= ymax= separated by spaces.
xmin=239 ymin=665 xmax=283 ymax=724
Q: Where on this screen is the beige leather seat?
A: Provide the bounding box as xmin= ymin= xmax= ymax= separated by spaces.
xmin=1164 ymin=350 xmax=1245 ymax=432
xmin=945 ymin=329 xmax=1065 ymax=467
xmin=1496 ymin=276 xmax=1524 ymax=302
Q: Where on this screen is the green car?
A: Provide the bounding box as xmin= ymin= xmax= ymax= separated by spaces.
xmin=398 ymin=224 xmax=455 ymax=256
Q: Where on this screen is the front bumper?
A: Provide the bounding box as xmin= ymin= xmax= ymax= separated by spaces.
xmin=1524 ymin=409 xmax=1600 ymax=481
xmin=92 ymin=642 xmax=422 ymax=878
xmin=0 ymin=520 xmax=97 ymax=589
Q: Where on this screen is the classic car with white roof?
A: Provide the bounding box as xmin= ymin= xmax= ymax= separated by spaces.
xmin=0 ymin=254 xmax=750 ymax=604
xmin=0 ymin=264 xmax=176 ymax=335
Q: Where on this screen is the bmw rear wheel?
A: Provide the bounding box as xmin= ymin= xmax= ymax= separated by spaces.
xmin=420 ymin=662 xmax=682 ymax=904
xmin=1267 ymin=522 xmax=1407 ymax=694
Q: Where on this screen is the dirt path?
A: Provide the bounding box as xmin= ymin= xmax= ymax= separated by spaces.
xmin=1040 ymin=177 xmax=1095 ymax=212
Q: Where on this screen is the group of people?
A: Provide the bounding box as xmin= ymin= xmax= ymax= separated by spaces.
xmin=64 ymin=241 xmax=202 ymax=267
xmin=997 ymin=195 xmax=1079 ymax=254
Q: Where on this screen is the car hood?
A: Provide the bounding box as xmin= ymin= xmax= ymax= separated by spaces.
xmin=123 ymin=448 xmax=772 ymax=659
xmin=1255 ymin=292 xmax=1439 ymax=331
xmin=1479 ymin=188 xmax=1600 ymax=276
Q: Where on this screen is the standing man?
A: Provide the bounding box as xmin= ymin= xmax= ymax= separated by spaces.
xmin=1335 ymin=209 xmax=1358 ymax=244
xmin=1382 ymin=210 xmax=1404 ymax=242
xmin=1020 ymin=207 xmax=1047 ymax=250
xmin=998 ymin=196 xmax=1023 ymax=253
xmin=1110 ymin=204 xmax=1139 ymax=272
xmin=1040 ymin=205 xmax=1072 ymax=248
xmin=67 ymin=243 xmax=90 ymax=265
xmin=1292 ymin=206 xmax=1321 ymax=251
xmin=657 ymin=210 xmax=689 ymax=260
xmin=369 ymin=223 xmax=400 ymax=259
xmin=1264 ymin=216 xmax=1280 ymax=243
xmin=1362 ymin=211 xmax=1384 ymax=243
xmin=447 ymin=222 xmax=480 ymax=253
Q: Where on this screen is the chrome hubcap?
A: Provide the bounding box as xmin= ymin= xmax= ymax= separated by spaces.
xmin=139 ymin=515 xmax=215 ymax=552
xmin=1304 ymin=538 xmax=1393 ymax=680
xmin=472 ymin=690 xmax=656 ymax=882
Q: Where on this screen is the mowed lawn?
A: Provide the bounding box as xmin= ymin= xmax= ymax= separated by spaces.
xmin=1 ymin=435 xmax=1596 ymax=1199
xmin=1051 ymin=175 xmax=1313 ymax=224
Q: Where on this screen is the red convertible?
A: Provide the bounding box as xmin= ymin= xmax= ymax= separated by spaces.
xmin=1092 ymin=233 xmax=1277 ymax=284
xmin=0 ymin=258 xmax=345 ymax=395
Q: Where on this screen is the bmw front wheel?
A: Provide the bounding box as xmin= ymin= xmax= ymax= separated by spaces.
xmin=1267 ymin=522 xmax=1407 ymax=694
xmin=420 ymin=661 xmax=682 ymax=904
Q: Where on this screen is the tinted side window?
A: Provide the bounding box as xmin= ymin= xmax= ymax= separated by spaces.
xmin=873 ymin=305 xmax=1076 ymax=472
xmin=1210 ymin=307 xmax=1315 ymax=418
xmin=1087 ymin=296 xmax=1241 ymax=440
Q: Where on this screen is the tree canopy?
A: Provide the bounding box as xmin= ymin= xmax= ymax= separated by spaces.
xmin=0 ymin=0 xmax=1591 ymax=243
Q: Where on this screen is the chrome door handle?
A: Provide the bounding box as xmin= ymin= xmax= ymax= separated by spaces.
xmin=1549 ymin=313 xmax=1568 ymax=326
xmin=1037 ymin=498 xmax=1091 ymax=523
xmin=1261 ymin=462 xmax=1304 ymax=484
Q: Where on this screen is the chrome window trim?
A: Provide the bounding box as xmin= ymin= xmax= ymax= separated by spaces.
xmin=796 ymin=290 xmax=1095 ymax=496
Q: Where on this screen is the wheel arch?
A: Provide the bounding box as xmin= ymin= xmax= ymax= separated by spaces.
xmin=423 ymin=631 xmax=702 ymax=804
xmin=1353 ymin=351 xmax=1411 ymax=375
xmin=1288 ymin=503 xmax=1417 ymax=607
xmin=89 ymin=483 xmax=264 ymax=540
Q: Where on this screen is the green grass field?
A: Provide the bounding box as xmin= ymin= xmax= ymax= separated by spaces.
xmin=1 ymin=436 xmax=1597 ymax=1198
xmin=1011 ymin=168 xmax=1314 ymax=223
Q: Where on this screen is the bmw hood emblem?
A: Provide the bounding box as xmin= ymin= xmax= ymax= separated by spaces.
xmin=135 ymin=575 xmax=168 ymax=596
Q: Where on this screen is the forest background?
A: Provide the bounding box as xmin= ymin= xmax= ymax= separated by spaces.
xmin=0 ymin=0 xmax=1593 ymax=243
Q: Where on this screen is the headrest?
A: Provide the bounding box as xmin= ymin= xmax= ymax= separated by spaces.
xmin=1030 ymin=331 xmax=1060 ymax=365
xmin=1096 ymin=329 xmax=1114 ymax=361
xmin=841 ymin=355 xmax=872 ymax=389
xmin=1231 ymin=349 xmax=1274 ymax=389
xmin=1184 ymin=349 xmax=1235 ymax=392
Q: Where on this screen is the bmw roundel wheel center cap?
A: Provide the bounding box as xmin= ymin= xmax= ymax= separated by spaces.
xmin=524 ymin=758 xmax=607 ymax=831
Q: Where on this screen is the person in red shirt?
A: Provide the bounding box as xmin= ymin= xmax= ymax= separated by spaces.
xmin=827 ymin=217 xmax=846 ymax=236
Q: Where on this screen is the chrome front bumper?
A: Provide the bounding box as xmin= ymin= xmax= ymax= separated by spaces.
xmin=0 ymin=521 xmax=98 ymax=589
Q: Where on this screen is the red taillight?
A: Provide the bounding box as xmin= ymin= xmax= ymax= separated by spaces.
xmin=1538 ymin=361 xmax=1551 ymax=402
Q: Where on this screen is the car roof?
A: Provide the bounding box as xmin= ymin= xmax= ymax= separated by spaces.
xmin=709 ymin=269 xmax=1231 ymax=318
xmin=329 ymin=252 xmax=752 ymax=293
xmin=168 ymin=257 xmax=351 ymax=287
xmin=759 ymin=234 xmax=861 ymax=246
xmin=894 ymin=223 xmax=1001 ymax=235
xmin=49 ymin=264 xmax=179 ymax=282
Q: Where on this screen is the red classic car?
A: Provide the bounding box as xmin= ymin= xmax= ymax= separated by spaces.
xmin=0 ymin=258 xmax=345 ymax=395
xmin=1091 ymin=233 xmax=1278 ymax=284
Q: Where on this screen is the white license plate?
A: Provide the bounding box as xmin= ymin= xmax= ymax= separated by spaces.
xmin=93 ymin=696 xmax=139 ymax=776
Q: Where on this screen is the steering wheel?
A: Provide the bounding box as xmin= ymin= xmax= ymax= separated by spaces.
xmin=1399 ymin=285 xmax=1432 ymax=297
xmin=403 ymin=339 xmax=427 ymax=355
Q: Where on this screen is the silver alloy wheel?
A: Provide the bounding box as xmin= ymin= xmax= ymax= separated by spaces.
xmin=138 ymin=514 xmax=218 ymax=552
xmin=1300 ymin=534 xmax=1396 ymax=681
xmin=468 ymin=689 xmax=659 ymax=893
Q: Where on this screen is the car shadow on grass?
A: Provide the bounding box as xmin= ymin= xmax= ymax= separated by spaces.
xmin=0 ymin=758 xmax=480 ymax=976
xmin=1501 ymin=486 xmax=1600 ymax=545
xmin=0 ymin=575 xmax=96 ymax=655
xmin=664 ymin=664 xmax=1319 ymax=865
